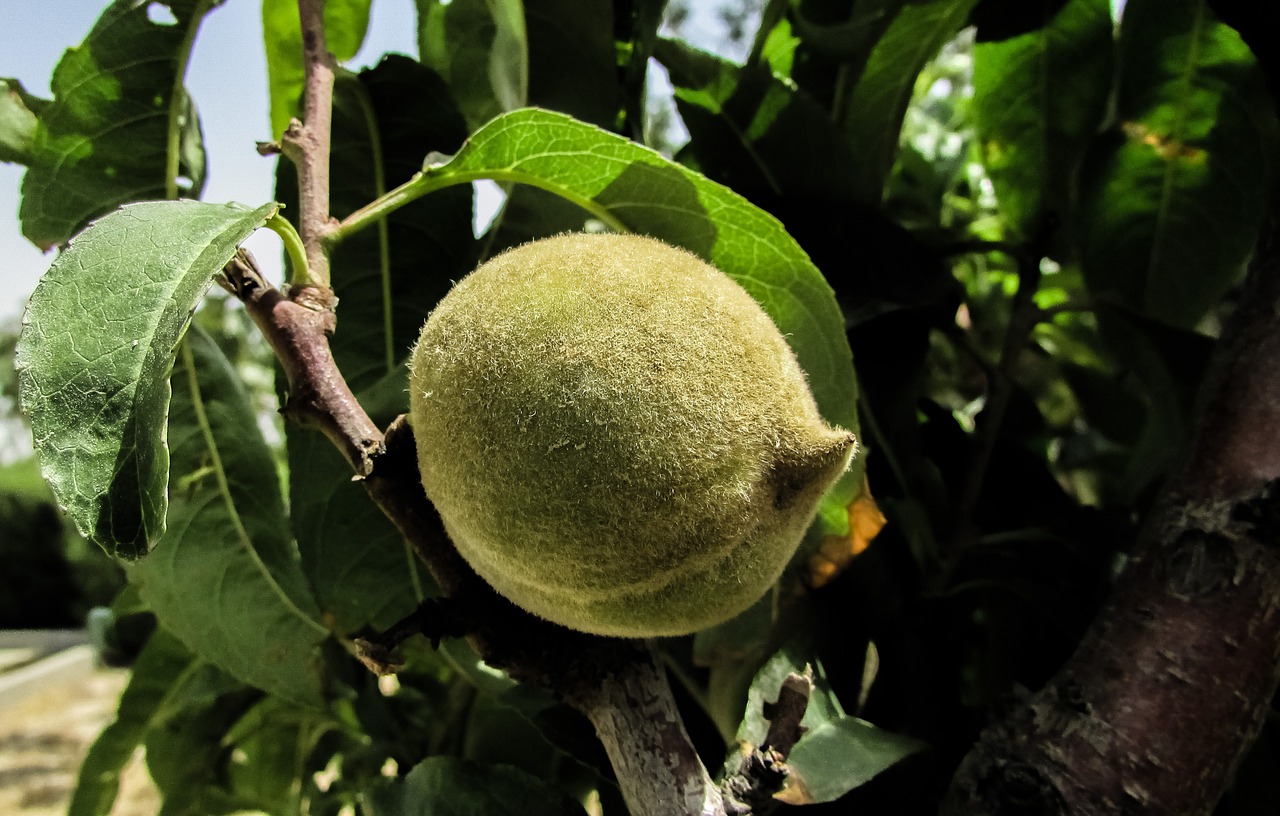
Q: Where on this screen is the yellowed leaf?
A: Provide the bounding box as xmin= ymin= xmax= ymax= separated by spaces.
xmin=806 ymin=474 xmax=886 ymax=588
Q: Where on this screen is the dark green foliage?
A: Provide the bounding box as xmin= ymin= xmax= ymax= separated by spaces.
xmin=6 ymin=0 xmax=1280 ymax=812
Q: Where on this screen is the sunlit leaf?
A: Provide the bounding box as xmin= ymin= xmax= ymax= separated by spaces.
xmin=1079 ymin=0 xmax=1279 ymax=326
xmin=19 ymin=0 xmax=215 ymax=249
xmin=16 ymin=200 xmax=277 ymax=557
xmin=777 ymin=716 xmax=925 ymax=804
xmin=0 ymin=78 xmax=48 ymax=165
xmin=128 ymin=326 xmax=329 ymax=707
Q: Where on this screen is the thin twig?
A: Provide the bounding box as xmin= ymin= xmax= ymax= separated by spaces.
xmin=280 ymin=0 xmax=337 ymax=286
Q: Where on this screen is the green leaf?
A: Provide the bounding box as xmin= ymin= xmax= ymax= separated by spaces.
xmin=417 ymin=0 xmax=529 ymax=131
xmin=16 ymin=200 xmax=278 ymax=558
xmin=278 ymin=56 xmax=473 ymax=633
xmin=839 ymin=0 xmax=980 ymax=205
xmin=220 ymin=698 xmax=332 ymax=814
xmin=68 ymin=629 xmax=195 ymax=816
xmin=367 ymin=756 xmax=585 ymax=816
xmin=1095 ymin=309 xmax=1213 ymax=501
xmin=523 ymin=0 xmax=620 ymax=128
xmin=1079 ymin=0 xmax=1278 ymax=327
xmin=143 ymin=675 xmax=263 ymax=816
xmin=780 ymin=716 xmax=926 ymax=804
xmin=972 ymin=0 xmax=1113 ymax=242
xmin=262 ymin=0 xmax=374 ymax=138
xmin=0 ymin=78 xmax=48 ymax=165
xmin=737 ymin=643 xmax=924 ymax=805
xmin=655 ymin=37 xmax=860 ymax=201
xmin=128 ymin=326 xmax=329 ymax=708
xmin=19 ymin=0 xmax=216 ymax=250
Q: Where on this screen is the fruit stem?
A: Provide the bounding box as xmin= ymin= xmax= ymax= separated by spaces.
xmin=264 ymin=214 xmax=317 ymax=288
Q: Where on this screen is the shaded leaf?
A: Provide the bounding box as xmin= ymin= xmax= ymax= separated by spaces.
xmin=1095 ymin=309 xmax=1213 ymax=501
xmin=221 ymin=697 xmax=332 ymax=814
xmin=524 ymin=0 xmax=620 ymax=128
xmin=777 ymin=716 xmax=926 ymax=804
xmin=367 ymin=756 xmax=584 ymax=816
xmin=656 ymin=37 xmax=860 ymax=200
xmin=838 ymin=0 xmax=980 ymax=206
xmin=19 ymin=0 xmax=215 ymax=249
xmin=739 ymin=643 xmax=924 ymax=805
xmin=128 ymin=326 xmax=329 ymax=708
xmin=1079 ymin=0 xmax=1278 ymax=326
xmin=16 ymin=200 xmax=277 ymax=558
xmin=968 ymin=0 xmax=1071 ymax=42
xmin=417 ymin=0 xmax=528 ymax=130
xmin=972 ymin=0 xmax=1113 ymax=243
xmin=262 ymin=0 xmax=374 ymax=138
xmin=142 ymin=673 xmax=265 ymax=816
xmin=278 ymin=56 xmax=473 ymax=633
xmin=68 ymin=629 xmax=195 ymax=816
xmin=0 ymin=78 xmax=48 ymax=165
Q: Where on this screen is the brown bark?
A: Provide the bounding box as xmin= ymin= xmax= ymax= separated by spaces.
xmin=944 ymin=197 xmax=1280 ymax=815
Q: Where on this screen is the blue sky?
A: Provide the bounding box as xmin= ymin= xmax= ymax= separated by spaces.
xmin=0 ymin=0 xmax=420 ymax=322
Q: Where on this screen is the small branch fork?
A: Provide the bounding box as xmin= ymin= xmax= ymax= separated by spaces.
xmin=219 ymin=4 xmax=810 ymax=815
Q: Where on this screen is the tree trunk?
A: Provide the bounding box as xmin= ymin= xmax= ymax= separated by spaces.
xmin=945 ymin=194 xmax=1280 ymax=814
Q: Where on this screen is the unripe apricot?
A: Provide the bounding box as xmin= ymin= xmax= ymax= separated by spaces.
xmin=408 ymin=233 xmax=854 ymax=637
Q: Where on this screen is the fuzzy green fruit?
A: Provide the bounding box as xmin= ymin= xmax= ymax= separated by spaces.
xmin=408 ymin=233 xmax=855 ymax=637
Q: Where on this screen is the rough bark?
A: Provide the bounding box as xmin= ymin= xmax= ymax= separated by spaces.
xmin=944 ymin=195 xmax=1280 ymax=815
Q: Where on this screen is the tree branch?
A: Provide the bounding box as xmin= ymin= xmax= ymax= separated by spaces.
xmin=944 ymin=188 xmax=1280 ymax=815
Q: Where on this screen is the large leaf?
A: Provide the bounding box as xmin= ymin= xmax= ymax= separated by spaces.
xmin=16 ymin=200 xmax=278 ymax=558
xmin=277 ymin=56 xmax=473 ymax=633
xmin=367 ymin=756 xmax=585 ymax=816
xmin=972 ymin=0 xmax=1113 ymax=243
xmin=523 ymin=0 xmax=620 ymax=128
xmin=128 ymin=326 xmax=329 ymax=708
xmin=262 ymin=0 xmax=374 ymax=138
xmin=418 ymin=0 xmax=619 ymax=131
xmin=19 ymin=0 xmax=215 ymax=250
xmin=417 ymin=0 xmax=528 ymax=131
xmin=1079 ymin=0 xmax=1279 ymax=327
xmin=361 ymin=107 xmax=863 ymax=547
xmin=838 ymin=0 xmax=980 ymax=206
xmin=0 ymin=78 xmax=48 ymax=165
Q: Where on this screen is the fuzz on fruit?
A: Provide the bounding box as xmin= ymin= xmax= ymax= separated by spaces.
xmin=408 ymin=233 xmax=854 ymax=637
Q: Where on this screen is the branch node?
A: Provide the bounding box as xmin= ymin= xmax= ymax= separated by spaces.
xmin=355 ymin=598 xmax=475 ymax=675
